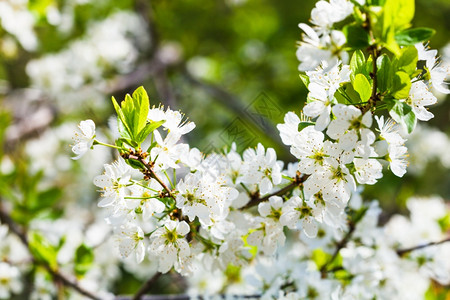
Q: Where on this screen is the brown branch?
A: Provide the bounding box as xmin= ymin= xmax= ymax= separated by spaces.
xmin=126 ymin=153 xmax=175 ymax=199
xmin=320 ymin=220 xmax=357 ymax=278
xmin=0 ymin=204 xmax=102 ymax=300
xmin=363 ymin=46 xmax=379 ymax=114
xmin=132 ymin=272 xmax=162 ymax=300
xmin=396 ymin=237 xmax=450 ymax=256
xmin=242 ymin=173 xmax=309 ymax=209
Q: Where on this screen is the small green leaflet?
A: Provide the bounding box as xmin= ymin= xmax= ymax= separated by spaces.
xmin=391 ymin=71 xmax=411 ymax=99
xmin=376 ymin=55 xmax=392 ymax=93
xmin=395 ymin=28 xmax=435 ymax=46
xmin=394 ymin=46 xmax=418 ymax=76
xmin=343 ymin=24 xmax=370 ymax=50
xmin=29 ymin=232 xmax=58 ymax=271
xmin=74 ymin=244 xmax=94 ymax=277
xmin=385 ymin=98 xmax=416 ymax=133
xmin=353 ymin=74 xmax=372 ymax=102
xmin=111 ymin=86 xmax=165 ymax=147
xmin=350 ymin=50 xmax=366 ymax=82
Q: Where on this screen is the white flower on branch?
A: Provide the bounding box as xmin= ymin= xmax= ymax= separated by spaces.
xmin=241 ymin=144 xmax=283 ymax=195
xmin=296 ymin=24 xmax=347 ymax=72
xmin=407 ymin=81 xmax=437 ymax=121
xmin=149 ymin=220 xmax=191 ymax=273
xmin=0 ymin=262 xmax=22 ymax=299
xmin=416 ymin=43 xmax=450 ymax=95
xmin=247 ymin=196 xmax=286 ymax=255
xmin=386 ymin=145 xmax=408 ymax=177
xmin=310 ymin=0 xmax=354 ymax=29
xmin=94 ymin=158 xmax=133 ymax=208
xmin=290 ymin=126 xmax=339 ymax=174
xmin=304 ymin=160 xmax=356 ymax=204
xmin=71 ymin=119 xmax=96 ymax=160
xmin=280 ymin=195 xmax=320 ymax=238
xmin=303 ymin=62 xmax=351 ymax=131
xmin=115 ymin=223 xmax=145 ymax=263
xmin=327 ymin=104 xmax=373 ymax=151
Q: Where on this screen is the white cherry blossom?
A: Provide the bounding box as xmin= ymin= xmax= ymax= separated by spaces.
xmin=280 ymin=196 xmax=320 ymax=238
xmin=241 ymin=144 xmax=283 ymax=195
xmin=94 ymin=158 xmax=133 ymax=208
xmin=149 ymin=220 xmax=191 ymax=273
xmin=115 ymin=223 xmax=145 ymax=263
xmin=407 ymin=81 xmax=437 ymax=121
xmin=386 ymin=145 xmax=408 ymax=177
xmin=327 ymin=104 xmax=373 ymax=150
xmin=0 ymin=262 xmax=22 ymax=299
xmin=72 ymin=119 xmax=96 ymax=160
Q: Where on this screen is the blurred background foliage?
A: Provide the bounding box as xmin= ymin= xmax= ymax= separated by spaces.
xmin=0 ymin=0 xmax=449 ymax=296
xmin=1 ymin=0 xmax=449 ymax=214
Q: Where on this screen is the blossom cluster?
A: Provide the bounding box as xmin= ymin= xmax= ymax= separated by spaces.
xmin=2 ymin=0 xmax=450 ymax=298
xmin=67 ymin=1 xmax=450 ymax=298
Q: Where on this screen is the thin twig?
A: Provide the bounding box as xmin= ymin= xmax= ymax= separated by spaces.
xmin=396 ymin=237 xmax=450 ymax=256
xmin=363 ymin=46 xmax=379 ymax=113
xmin=127 ymin=153 xmax=175 ymax=199
xmin=242 ymin=174 xmax=308 ymax=209
xmin=320 ymin=221 xmax=356 ymax=278
xmin=0 ymin=204 xmax=102 ymax=300
xmin=132 ymin=272 xmax=162 ymax=300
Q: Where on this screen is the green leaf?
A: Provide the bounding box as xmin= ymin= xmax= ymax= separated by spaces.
xmin=383 ymin=31 xmax=401 ymax=56
xmin=29 ymin=232 xmax=58 ymax=271
xmin=365 ymin=55 xmax=374 ymax=77
xmin=353 ymin=74 xmax=372 ymax=102
xmin=340 ymin=82 xmax=364 ymax=104
xmin=438 ymin=214 xmax=450 ymax=232
xmin=394 ymin=46 xmax=418 ymax=75
xmin=74 ymin=244 xmax=94 ymax=277
xmin=112 ymin=86 xmax=152 ymax=146
xmin=395 ymin=27 xmax=436 ymax=46
xmin=299 ymin=73 xmax=310 ymax=88
xmin=391 ymin=71 xmax=411 ymax=99
xmin=371 ymin=0 xmax=414 ymax=56
xmin=132 ymin=86 xmax=150 ymax=136
xmin=350 ymin=50 xmax=366 ymax=82
xmin=385 ymin=98 xmax=416 ymax=133
xmin=343 ymin=24 xmax=370 ymax=50
xmin=135 ymin=120 xmax=165 ymax=144
xmin=31 ymin=187 xmax=62 ymax=212
xmin=298 ymin=121 xmax=315 ymax=131
xmin=384 ymin=0 xmax=414 ymax=30
xmin=112 ymin=96 xmax=132 ymax=138
xmin=121 ymin=94 xmax=138 ymax=138
xmin=376 ymin=55 xmax=392 ymax=93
